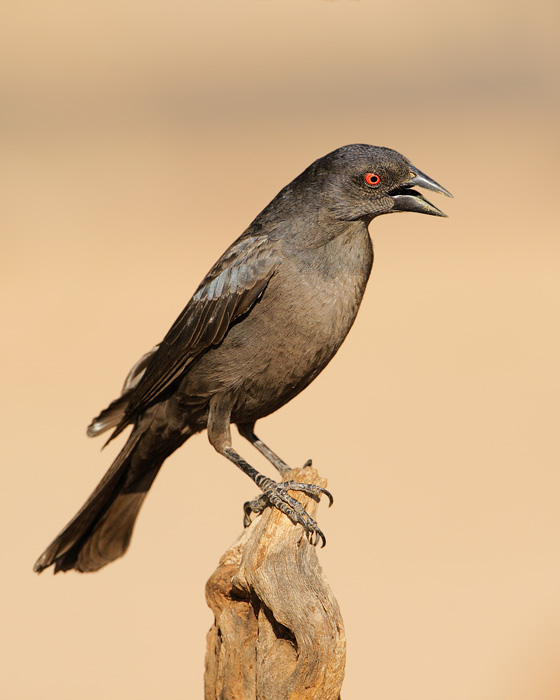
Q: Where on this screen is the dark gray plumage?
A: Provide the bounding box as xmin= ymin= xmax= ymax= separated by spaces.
xmin=34 ymin=144 xmax=451 ymax=573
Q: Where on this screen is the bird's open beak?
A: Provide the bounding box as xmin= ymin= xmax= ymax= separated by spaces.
xmin=389 ymin=167 xmax=453 ymax=217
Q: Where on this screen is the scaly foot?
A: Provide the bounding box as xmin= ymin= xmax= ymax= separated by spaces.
xmin=243 ymin=476 xmax=333 ymax=547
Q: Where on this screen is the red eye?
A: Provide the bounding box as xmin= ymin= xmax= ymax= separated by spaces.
xmin=364 ymin=172 xmax=381 ymax=187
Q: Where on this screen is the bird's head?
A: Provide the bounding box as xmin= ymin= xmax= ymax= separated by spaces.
xmin=309 ymin=144 xmax=452 ymax=222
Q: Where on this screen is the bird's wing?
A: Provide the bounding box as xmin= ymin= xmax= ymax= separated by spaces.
xmin=115 ymin=233 xmax=280 ymax=429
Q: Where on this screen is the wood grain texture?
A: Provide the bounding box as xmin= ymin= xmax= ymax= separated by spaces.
xmin=205 ymin=467 xmax=345 ymax=700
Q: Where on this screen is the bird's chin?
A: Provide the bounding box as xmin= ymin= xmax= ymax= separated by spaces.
xmin=389 ymin=187 xmax=447 ymax=217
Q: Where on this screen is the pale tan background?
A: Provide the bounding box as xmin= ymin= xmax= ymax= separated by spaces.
xmin=2 ymin=1 xmax=559 ymax=698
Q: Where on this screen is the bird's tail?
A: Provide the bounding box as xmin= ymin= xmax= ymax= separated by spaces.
xmin=34 ymin=421 xmax=189 ymax=573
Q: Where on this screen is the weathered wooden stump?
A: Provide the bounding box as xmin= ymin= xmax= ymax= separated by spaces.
xmin=205 ymin=466 xmax=345 ymax=700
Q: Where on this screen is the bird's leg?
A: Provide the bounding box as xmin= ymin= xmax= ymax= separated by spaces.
xmin=237 ymin=420 xmax=331 ymax=510
xmin=238 ymin=421 xmax=302 ymax=477
xmin=224 ymin=446 xmax=329 ymax=546
xmin=208 ymin=397 xmax=331 ymax=546
xmin=237 ymin=423 xmax=328 ymax=527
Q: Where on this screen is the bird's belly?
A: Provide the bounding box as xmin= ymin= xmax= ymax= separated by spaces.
xmin=238 ymin=291 xmax=361 ymax=420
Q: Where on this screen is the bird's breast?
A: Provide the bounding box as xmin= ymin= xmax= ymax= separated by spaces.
xmin=232 ymin=225 xmax=373 ymax=418
xmin=182 ymin=225 xmax=373 ymax=422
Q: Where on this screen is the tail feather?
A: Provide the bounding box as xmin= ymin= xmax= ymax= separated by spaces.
xmin=34 ymin=428 xmax=162 ymax=574
xmin=86 ymin=345 xmax=160 ymax=438
xmin=86 ymin=395 xmax=129 ymax=438
xmin=54 ymin=491 xmax=151 ymax=573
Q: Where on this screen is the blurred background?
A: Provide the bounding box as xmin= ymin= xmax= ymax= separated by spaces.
xmin=2 ymin=1 xmax=559 ymax=698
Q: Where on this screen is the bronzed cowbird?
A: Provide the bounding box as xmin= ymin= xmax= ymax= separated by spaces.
xmin=34 ymin=144 xmax=451 ymax=573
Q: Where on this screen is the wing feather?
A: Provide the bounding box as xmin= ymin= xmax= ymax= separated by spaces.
xmin=112 ymin=233 xmax=279 ymax=433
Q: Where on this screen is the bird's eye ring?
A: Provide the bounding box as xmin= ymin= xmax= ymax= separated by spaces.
xmin=364 ymin=172 xmax=381 ymax=187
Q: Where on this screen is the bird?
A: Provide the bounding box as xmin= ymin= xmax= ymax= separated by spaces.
xmin=34 ymin=143 xmax=452 ymax=574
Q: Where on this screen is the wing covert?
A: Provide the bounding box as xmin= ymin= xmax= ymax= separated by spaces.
xmin=117 ymin=233 xmax=279 ymax=427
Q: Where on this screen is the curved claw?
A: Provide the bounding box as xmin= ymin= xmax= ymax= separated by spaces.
xmin=282 ymin=480 xmax=334 ymax=508
xmin=243 ymin=493 xmax=269 ymax=526
xmin=309 ymin=526 xmax=327 ymax=548
xmin=243 ymin=478 xmax=328 ymax=547
xmin=243 ymin=506 xmax=252 ymax=528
